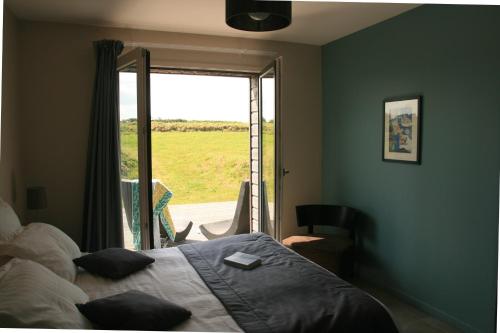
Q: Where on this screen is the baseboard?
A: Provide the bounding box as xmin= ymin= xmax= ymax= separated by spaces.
xmin=359 ymin=274 xmax=481 ymax=333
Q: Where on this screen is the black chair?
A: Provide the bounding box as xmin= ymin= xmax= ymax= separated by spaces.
xmin=282 ymin=204 xmax=358 ymax=278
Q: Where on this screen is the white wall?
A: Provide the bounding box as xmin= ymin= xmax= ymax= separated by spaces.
xmin=0 ymin=6 xmax=25 ymax=220
xmin=14 ymin=18 xmax=322 ymax=245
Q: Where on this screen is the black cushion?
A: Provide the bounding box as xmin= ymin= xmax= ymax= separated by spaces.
xmin=74 ymin=248 xmax=155 ymax=279
xmin=77 ymin=290 xmax=191 ymax=330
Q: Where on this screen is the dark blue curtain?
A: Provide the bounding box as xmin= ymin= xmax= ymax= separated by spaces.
xmin=82 ymin=40 xmax=124 ymax=251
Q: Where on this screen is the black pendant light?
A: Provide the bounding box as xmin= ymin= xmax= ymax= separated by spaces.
xmin=226 ymin=0 xmax=292 ymax=32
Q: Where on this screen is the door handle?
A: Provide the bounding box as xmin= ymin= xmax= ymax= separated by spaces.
xmin=282 ymin=168 xmax=290 ymax=176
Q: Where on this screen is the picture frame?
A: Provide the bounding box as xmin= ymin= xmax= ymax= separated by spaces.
xmin=382 ymin=95 xmax=422 ymax=164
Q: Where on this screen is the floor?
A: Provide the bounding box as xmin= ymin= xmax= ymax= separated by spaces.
xmin=169 ymin=201 xmax=238 ymax=241
xmin=123 ymin=201 xmax=237 ymax=249
xmin=352 ymin=280 xmax=463 ymax=333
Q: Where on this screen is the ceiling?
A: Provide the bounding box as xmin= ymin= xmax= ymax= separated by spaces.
xmin=6 ymin=0 xmax=418 ymax=46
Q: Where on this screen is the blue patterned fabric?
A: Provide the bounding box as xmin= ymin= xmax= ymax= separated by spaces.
xmin=130 ymin=181 xmax=141 ymax=250
xmin=128 ymin=180 xmax=174 ymax=250
xmin=152 ymin=183 xmax=175 ymax=241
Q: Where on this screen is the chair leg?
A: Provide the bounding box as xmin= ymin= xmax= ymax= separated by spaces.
xmin=174 ymin=221 xmax=193 ymax=242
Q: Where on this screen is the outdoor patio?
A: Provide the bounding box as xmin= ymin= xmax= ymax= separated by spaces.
xmin=123 ymin=201 xmax=237 ymax=250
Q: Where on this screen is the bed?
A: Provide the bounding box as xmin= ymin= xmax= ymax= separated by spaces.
xmin=76 ymin=246 xmax=242 ymax=332
xmin=77 ymin=233 xmax=399 ymax=332
xmin=0 ymin=198 xmax=399 ymax=332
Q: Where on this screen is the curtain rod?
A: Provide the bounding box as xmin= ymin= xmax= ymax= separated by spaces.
xmin=123 ymin=41 xmax=277 ymax=57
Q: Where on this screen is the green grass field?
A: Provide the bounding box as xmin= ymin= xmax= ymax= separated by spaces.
xmin=121 ymin=120 xmax=274 ymax=204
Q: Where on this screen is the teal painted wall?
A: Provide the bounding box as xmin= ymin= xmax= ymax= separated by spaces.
xmin=322 ymin=5 xmax=500 ymax=333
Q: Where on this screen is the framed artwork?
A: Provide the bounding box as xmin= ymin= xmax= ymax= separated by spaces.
xmin=383 ymin=96 xmax=422 ymax=164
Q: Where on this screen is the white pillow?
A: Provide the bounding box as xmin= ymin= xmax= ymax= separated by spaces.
xmin=29 ymin=222 xmax=81 ymax=259
xmin=0 ymin=223 xmax=78 ymax=282
xmin=0 ymin=258 xmax=92 ymax=329
xmin=0 ymin=198 xmax=22 ymax=241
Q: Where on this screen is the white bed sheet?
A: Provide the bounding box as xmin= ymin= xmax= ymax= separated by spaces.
xmin=75 ymin=247 xmax=242 ymax=332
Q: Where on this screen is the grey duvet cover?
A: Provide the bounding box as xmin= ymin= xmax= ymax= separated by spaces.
xmin=179 ymin=232 xmax=399 ymax=333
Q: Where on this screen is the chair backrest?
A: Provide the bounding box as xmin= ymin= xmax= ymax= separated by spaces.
xmin=230 ymin=180 xmax=251 ymax=234
xmin=120 ymin=180 xmax=135 ymax=231
xmin=296 ymin=204 xmax=357 ymax=236
xmin=261 ymin=181 xmax=274 ymax=237
xmin=121 ymin=179 xmax=159 ymax=232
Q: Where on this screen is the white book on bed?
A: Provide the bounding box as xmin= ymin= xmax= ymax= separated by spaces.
xmin=224 ymin=252 xmax=261 ymax=270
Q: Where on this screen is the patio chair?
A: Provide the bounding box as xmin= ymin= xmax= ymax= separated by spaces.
xmin=151 ymin=181 xmax=193 ymax=243
xmin=199 ymin=181 xmax=250 ymax=240
xmin=261 ymin=181 xmax=274 ymax=236
xmin=121 ymin=179 xmax=192 ymax=250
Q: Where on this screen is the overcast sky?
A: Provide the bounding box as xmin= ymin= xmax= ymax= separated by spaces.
xmin=119 ymin=73 xmax=274 ymax=123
